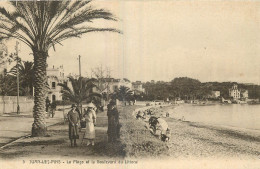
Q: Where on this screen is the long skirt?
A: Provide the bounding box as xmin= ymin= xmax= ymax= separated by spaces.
xmin=69 ymin=124 xmax=79 ymax=139
xmin=107 ymin=116 xmax=118 ymax=140
xmin=84 ymin=122 xmax=95 ymax=139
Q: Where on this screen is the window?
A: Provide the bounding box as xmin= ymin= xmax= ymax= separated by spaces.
xmin=52 ymin=82 xmax=56 ymax=89
xmin=52 ymin=95 xmax=56 ymax=102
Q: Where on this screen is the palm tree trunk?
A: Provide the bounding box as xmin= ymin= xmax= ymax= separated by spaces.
xmin=31 ymin=50 xmax=48 ymax=137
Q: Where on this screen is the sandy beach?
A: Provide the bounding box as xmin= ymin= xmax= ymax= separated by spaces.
xmin=144 ymin=105 xmax=260 ymax=159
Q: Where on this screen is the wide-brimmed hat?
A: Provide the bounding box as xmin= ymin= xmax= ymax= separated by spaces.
xmin=71 ymin=104 xmax=76 ymax=108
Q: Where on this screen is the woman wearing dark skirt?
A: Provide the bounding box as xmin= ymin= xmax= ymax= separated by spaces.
xmin=107 ymin=100 xmax=120 ymax=142
xmin=68 ymin=104 xmax=80 ymax=147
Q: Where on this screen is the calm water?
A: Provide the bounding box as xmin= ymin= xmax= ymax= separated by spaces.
xmin=168 ymin=104 xmax=260 ymax=130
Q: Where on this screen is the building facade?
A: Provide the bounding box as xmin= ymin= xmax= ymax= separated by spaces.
xmin=92 ymin=78 xmax=133 ymax=94
xmin=92 ymin=78 xmax=145 ymax=96
xmin=46 ymin=65 xmax=67 ymax=102
xmin=46 ymin=65 xmax=145 ymax=103
xmin=241 ymin=90 xmax=248 ymax=99
xmin=132 ymin=81 xmax=145 ymax=94
xmin=229 ymin=84 xmax=248 ymax=100
xmin=229 ymin=84 xmax=240 ymax=99
xmin=211 ymin=91 xmax=220 ymax=98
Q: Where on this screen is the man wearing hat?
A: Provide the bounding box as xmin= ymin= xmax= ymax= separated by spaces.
xmin=67 ymin=104 xmax=80 ymax=147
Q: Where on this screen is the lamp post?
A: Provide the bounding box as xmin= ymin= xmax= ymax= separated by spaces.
xmin=78 ymin=55 xmax=81 ymax=78
xmin=15 ymin=41 xmax=20 ymax=114
xmin=77 ymin=55 xmax=82 ymax=114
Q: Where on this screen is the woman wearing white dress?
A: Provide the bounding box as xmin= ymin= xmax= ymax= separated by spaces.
xmin=82 ymin=104 xmax=96 ymax=146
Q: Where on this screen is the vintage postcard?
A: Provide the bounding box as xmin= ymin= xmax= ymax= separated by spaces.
xmin=0 ymin=0 xmax=259 ymax=169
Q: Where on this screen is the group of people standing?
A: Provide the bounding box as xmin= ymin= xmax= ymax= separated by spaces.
xmin=45 ymin=97 xmax=56 ymax=118
xmin=67 ymin=100 xmax=120 ymax=147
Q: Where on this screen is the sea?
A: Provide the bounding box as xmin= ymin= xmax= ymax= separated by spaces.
xmin=167 ymin=104 xmax=260 ymax=131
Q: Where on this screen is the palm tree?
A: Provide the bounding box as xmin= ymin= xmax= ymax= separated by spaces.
xmin=114 ymin=86 xmax=133 ymax=105
xmin=9 ymin=61 xmax=34 ymax=97
xmin=58 ymin=77 xmax=101 ymax=115
xmin=0 ymin=69 xmax=17 ymax=113
xmin=0 ymin=1 xmax=121 ymax=136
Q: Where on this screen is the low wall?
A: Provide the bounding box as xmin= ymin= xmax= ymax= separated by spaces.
xmin=0 ymin=96 xmax=34 ymax=114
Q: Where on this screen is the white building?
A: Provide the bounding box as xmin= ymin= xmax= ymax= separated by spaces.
xmin=241 ymin=90 xmax=248 ymax=99
xmin=229 ymin=84 xmax=240 ymax=99
xmin=93 ymin=78 xmax=133 ymax=94
xmin=132 ymin=81 xmax=145 ymax=94
xmin=229 ymin=84 xmax=249 ymax=100
xmin=211 ymin=91 xmax=220 ymax=98
xmin=46 ymin=65 xmax=67 ymax=102
xmin=92 ymin=78 xmax=145 ymax=95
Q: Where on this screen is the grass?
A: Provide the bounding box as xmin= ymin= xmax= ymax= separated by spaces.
xmin=119 ymin=105 xmax=169 ymax=158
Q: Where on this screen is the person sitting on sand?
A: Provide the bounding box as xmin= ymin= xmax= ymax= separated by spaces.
xmin=166 ymin=112 xmax=170 ymax=117
xmin=136 ymin=111 xmax=144 ymax=120
xmin=161 ymin=128 xmax=171 ymax=142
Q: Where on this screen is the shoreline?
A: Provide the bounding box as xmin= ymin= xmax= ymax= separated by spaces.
xmin=133 ymin=105 xmax=260 ymax=159
xmin=161 ymin=104 xmax=260 ymax=133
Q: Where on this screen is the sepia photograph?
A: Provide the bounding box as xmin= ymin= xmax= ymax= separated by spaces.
xmin=0 ymin=0 xmax=259 ymax=169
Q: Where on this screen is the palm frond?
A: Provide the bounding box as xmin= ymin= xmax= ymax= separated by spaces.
xmin=0 ymin=0 xmax=121 ymax=51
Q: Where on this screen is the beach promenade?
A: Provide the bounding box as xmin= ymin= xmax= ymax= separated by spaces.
xmin=0 ymin=111 xmax=64 ymax=148
xmin=0 ymin=105 xmax=259 ymax=161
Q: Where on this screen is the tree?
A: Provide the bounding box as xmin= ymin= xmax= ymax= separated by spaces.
xmin=58 ymin=77 xmax=101 ymax=115
xmin=171 ymin=77 xmax=201 ymax=100
xmin=114 ymin=86 xmax=133 ymax=104
xmin=91 ymin=64 xmax=112 ymax=102
xmin=0 ymin=69 xmax=17 ymax=113
xmin=0 ymin=41 xmax=9 ymax=66
xmin=0 ymin=1 xmax=121 ymax=136
xmin=9 ymin=61 xmax=34 ymax=97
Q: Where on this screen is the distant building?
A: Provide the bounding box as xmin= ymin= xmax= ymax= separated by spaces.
xmin=132 ymin=81 xmax=145 ymax=94
xmin=92 ymin=78 xmax=133 ymax=94
xmin=46 ymin=65 xmax=67 ymax=102
xmin=229 ymin=84 xmax=240 ymax=99
xmin=241 ymin=90 xmax=248 ymax=99
xmin=229 ymin=84 xmax=248 ymax=100
xmin=208 ymin=91 xmax=220 ymax=99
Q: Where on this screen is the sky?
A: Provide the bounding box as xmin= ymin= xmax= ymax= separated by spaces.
xmin=2 ymin=0 xmax=260 ymax=84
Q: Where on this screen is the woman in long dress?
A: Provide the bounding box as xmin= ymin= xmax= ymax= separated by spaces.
xmin=67 ymin=104 xmax=80 ymax=147
xmin=82 ymin=104 xmax=96 ymax=146
xmin=107 ymin=100 xmax=120 ymax=142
